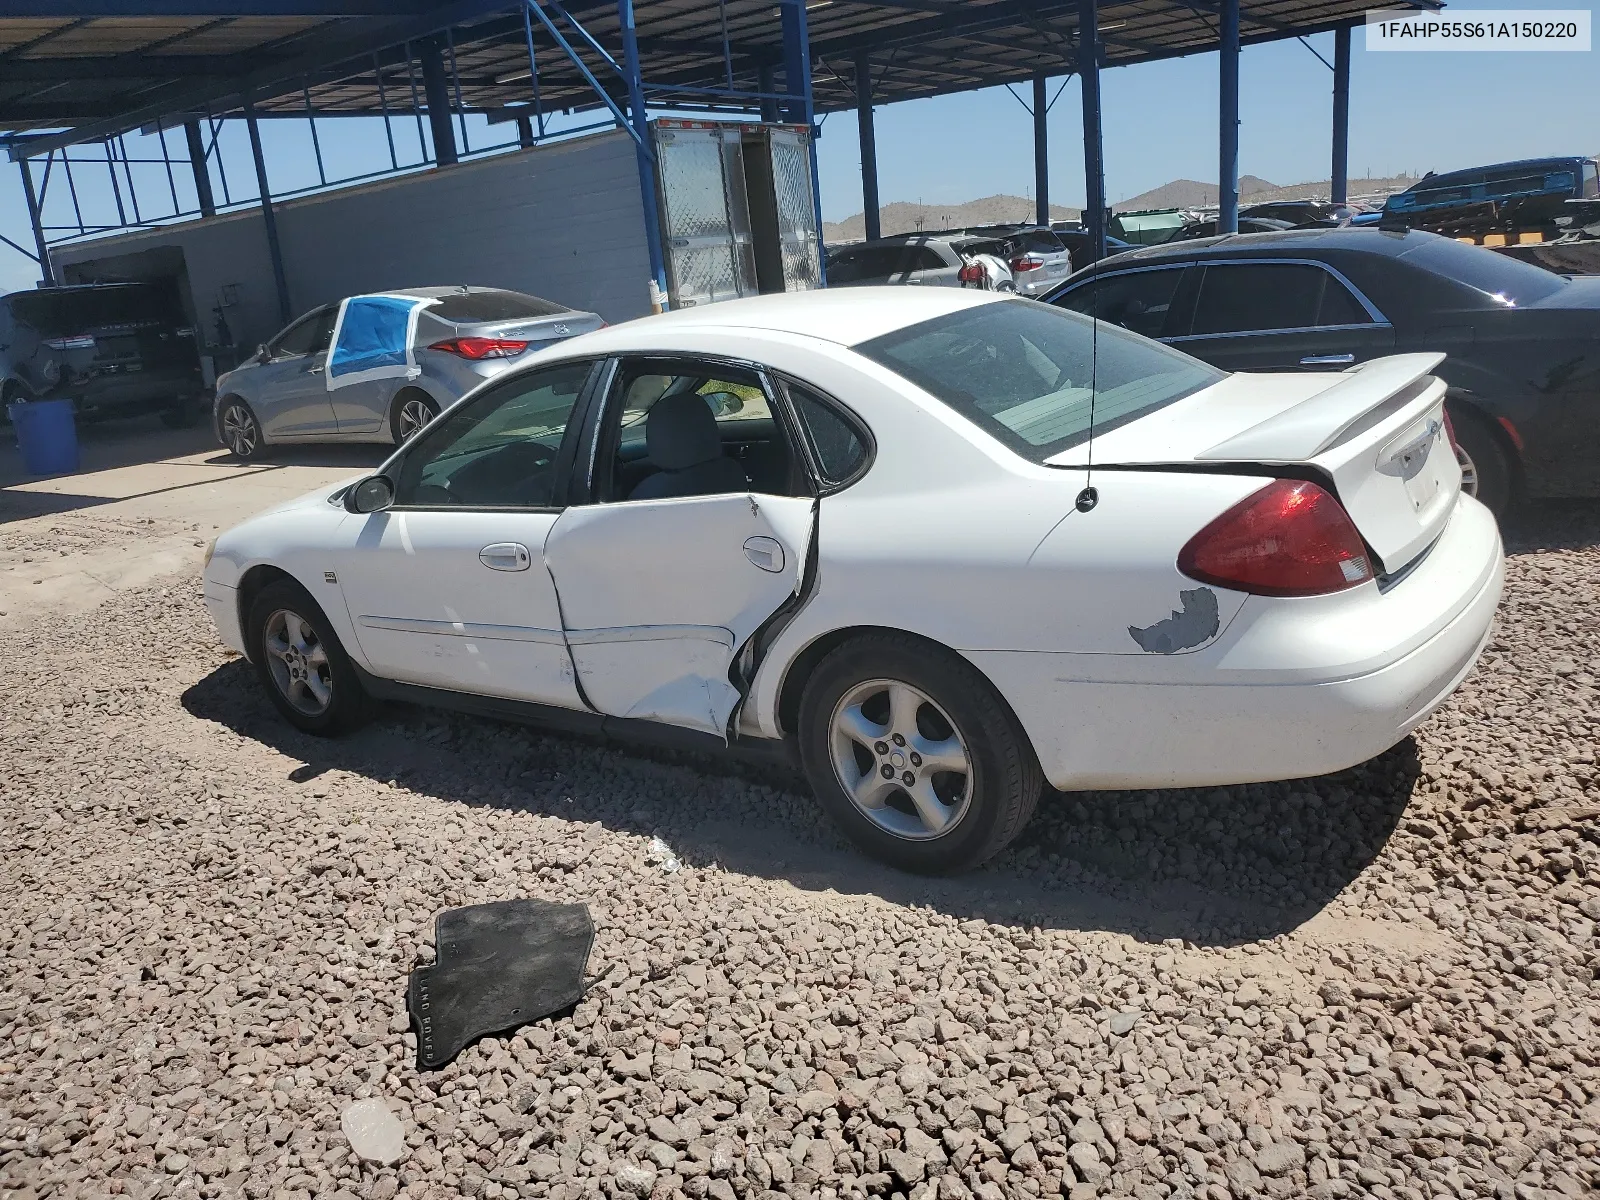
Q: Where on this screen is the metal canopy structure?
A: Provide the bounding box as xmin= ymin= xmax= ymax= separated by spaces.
xmin=1 ymin=0 xmax=1442 ymax=308
xmin=3 ymin=0 xmax=1395 ymax=132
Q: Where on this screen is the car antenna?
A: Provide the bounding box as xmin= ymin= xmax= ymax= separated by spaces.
xmin=1075 ymin=275 xmax=1100 ymax=514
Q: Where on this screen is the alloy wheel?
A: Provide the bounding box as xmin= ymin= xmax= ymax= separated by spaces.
xmin=828 ymin=678 xmax=973 ymax=841
xmin=1455 ymin=443 xmax=1479 ymax=497
xmin=221 ymin=404 xmax=258 ymax=457
xmin=398 ymin=398 xmax=435 ymax=442
xmin=262 ymin=608 xmax=333 ymax=716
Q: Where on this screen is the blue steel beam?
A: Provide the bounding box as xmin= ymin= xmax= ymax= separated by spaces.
xmin=855 ymin=52 xmax=880 ymax=241
xmin=1032 ymin=73 xmax=1048 ymax=227
xmin=1218 ymin=0 xmax=1240 ymax=233
xmin=615 ymin=0 xmax=666 ymax=305
xmin=182 ymin=117 xmax=215 ymax=216
xmin=243 ymin=93 xmax=293 ymax=325
xmin=778 ymin=0 xmax=825 ymax=285
xmin=1331 ymin=24 xmax=1350 ymax=206
xmin=18 ymin=159 xmax=55 ymax=284
xmin=1079 ymin=0 xmax=1105 ymax=261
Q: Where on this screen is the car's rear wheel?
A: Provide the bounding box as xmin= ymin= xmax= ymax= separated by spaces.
xmin=1447 ymin=400 xmax=1513 ymax=516
xmin=246 ymin=579 xmax=372 ymax=736
xmin=391 ymin=390 xmax=439 ymax=444
xmin=797 ymin=633 xmax=1043 ymax=874
xmin=219 ymin=398 xmax=264 ymax=461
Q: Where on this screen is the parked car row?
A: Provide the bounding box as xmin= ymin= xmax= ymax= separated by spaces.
xmin=825 ymin=225 xmax=1074 ymax=298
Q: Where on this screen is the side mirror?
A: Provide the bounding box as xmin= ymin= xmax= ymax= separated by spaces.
xmin=345 ymin=475 xmax=395 ymax=514
xmin=255 ymin=343 xmax=270 ymax=364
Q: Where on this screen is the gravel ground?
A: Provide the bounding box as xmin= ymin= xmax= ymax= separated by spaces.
xmin=3 ymin=501 xmax=1598 ymax=1200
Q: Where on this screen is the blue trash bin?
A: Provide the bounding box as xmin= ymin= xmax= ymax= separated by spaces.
xmin=8 ymin=398 xmax=80 ymax=476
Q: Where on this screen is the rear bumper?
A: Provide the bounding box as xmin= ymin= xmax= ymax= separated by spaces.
xmin=969 ymin=494 xmax=1504 ymax=791
xmin=66 ymin=368 xmax=205 ymax=414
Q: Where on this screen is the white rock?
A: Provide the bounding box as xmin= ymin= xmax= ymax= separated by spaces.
xmin=340 ymin=1099 xmax=407 ymax=1166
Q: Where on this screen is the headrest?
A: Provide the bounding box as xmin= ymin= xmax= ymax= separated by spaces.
xmin=645 ymin=392 xmax=722 ymax=471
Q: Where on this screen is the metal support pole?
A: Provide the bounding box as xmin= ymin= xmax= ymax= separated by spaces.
xmin=854 ymin=53 xmax=879 ymax=241
xmin=18 ymin=158 xmax=55 ymax=286
xmin=516 ymin=114 xmax=535 ymax=148
xmin=1033 ymin=73 xmax=1049 ymax=227
xmin=418 ymin=37 xmax=459 ymax=167
xmin=1331 ymin=26 xmax=1351 ymax=207
xmin=757 ymin=63 xmax=779 ymax=122
xmin=779 ymin=0 xmax=826 ymax=284
xmin=617 ymin=0 xmax=668 ymax=307
xmin=244 ymin=96 xmax=292 ymax=327
xmin=1079 ymin=0 xmax=1106 ymax=262
xmin=1218 ymin=0 xmax=1240 ymax=233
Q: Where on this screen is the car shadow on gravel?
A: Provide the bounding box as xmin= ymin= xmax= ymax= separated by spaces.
xmin=1500 ymin=498 xmax=1600 ymax=554
xmin=184 ymin=659 xmax=1419 ymax=950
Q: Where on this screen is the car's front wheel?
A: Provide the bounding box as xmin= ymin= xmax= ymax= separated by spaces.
xmin=246 ymin=579 xmax=372 ymax=736
xmin=218 ymin=398 xmax=264 ymax=461
xmin=797 ymin=633 xmax=1043 ymax=874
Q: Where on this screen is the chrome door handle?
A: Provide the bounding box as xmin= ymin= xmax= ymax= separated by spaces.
xmin=743 ymin=536 xmax=785 ymax=573
xmin=479 ymin=542 xmax=532 ymax=572
xmin=1300 ymin=353 xmax=1355 ymax=365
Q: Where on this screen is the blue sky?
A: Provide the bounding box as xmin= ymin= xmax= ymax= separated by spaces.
xmin=2 ymin=0 xmax=1594 ymax=296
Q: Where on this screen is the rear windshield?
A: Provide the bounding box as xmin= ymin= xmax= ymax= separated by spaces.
xmin=856 ymin=298 xmax=1224 ymax=460
xmin=1018 ymin=230 xmax=1066 ymax=254
xmin=430 ymin=289 xmax=569 ymax=322
xmin=6 ymin=286 xmax=179 ymax=335
xmin=1402 ymin=236 xmax=1566 ymax=307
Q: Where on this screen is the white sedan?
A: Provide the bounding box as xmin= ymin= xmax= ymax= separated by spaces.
xmin=202 ymin=288 xmax=1503 ymax=874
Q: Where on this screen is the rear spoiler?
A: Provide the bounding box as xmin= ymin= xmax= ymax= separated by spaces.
xmin=1197 ymin=353 xmax=1446 ymax=462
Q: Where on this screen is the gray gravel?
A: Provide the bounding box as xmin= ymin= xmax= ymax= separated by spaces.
xmin=3 ymin=501 xmax=1598 ymax=1200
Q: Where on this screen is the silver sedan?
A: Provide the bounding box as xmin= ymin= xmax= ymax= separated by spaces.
xmin=213 ymin=286 xmax=604 ymax=460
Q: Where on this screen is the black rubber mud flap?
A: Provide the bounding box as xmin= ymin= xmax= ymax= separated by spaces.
xmin=408 ymin=899 xmax=594 ymax=1070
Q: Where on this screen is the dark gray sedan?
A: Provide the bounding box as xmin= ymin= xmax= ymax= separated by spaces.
xmin=213 ymin=286 xmax=603 ymax=460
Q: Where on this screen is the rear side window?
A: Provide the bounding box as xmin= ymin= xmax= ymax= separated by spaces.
xmin=904 ymin=247 xmax=947 ymax=272
xmin=430 ymin=289 xmax=568 ymax=322
xmin=787 ymin=382 xmax=870 ymax=488
xmin=1053 ymin=268 xmax=1187 ymax=339
xmin=857 ymin=298 xmax=1223 ymax=460
xmin=1190 ymin=263 xmax=1374 ymax=335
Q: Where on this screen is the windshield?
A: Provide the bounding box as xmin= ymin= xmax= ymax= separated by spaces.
xmin=856 ymin=299 xmax=1225 ymax=460
xmin=1402 ymin=235 xmax=1566 ymax=307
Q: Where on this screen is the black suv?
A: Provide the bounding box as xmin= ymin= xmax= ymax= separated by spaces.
xmin=1 ymin=282 xmax=205 ymax=426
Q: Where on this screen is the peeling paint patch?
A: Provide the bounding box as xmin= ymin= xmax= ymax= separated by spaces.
xmin=1128 ymin=587 xmax=1220 ymax=654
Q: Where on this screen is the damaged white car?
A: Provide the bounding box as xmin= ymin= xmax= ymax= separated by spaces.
xmin=202 ymin=288 xmax=1503 ymax=873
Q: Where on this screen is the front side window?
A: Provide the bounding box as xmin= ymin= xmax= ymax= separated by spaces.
xmin=1052 ymin=268 xmax=1187 ymax=339
xmin=391 ymin=361 xmax=591 ymax=508
xmin=270 ymin=308 xmax=333 ymax=358
xmin=1189 ymin=263 xmax=1373 ymax=335
xmin=857 ymin=298 xmax=1223 ymax=460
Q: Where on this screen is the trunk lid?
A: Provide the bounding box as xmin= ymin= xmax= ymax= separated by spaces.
xmin=1047 ymin=353 xmax=1460 ymax=573
xmin=459 ymin=312 xmax=606 ymax=346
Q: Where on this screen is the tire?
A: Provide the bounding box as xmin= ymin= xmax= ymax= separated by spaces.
xmin=391 ymin=390 xmax=439 ymax=444
xmin=218 ymin=397 xmax=265 ymax=461
xmin=1447 ymin=400 xmax=1513 ymax=517
xmin=797 ymin=633 xmax=1043 ymax=874
xmin=245 ymin=579 xmax=372 ymax=736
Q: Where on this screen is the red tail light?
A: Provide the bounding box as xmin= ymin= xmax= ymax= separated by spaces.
xmin=1010 ymin=253 xmax=1046 ymax=272
xmin=957 ymin=262 xmax=985 ymax=284
xmin=427 ymin=337 xmax=529 ymax=360
xmin=1178 ymin=479 xmax=1373 ymax=597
